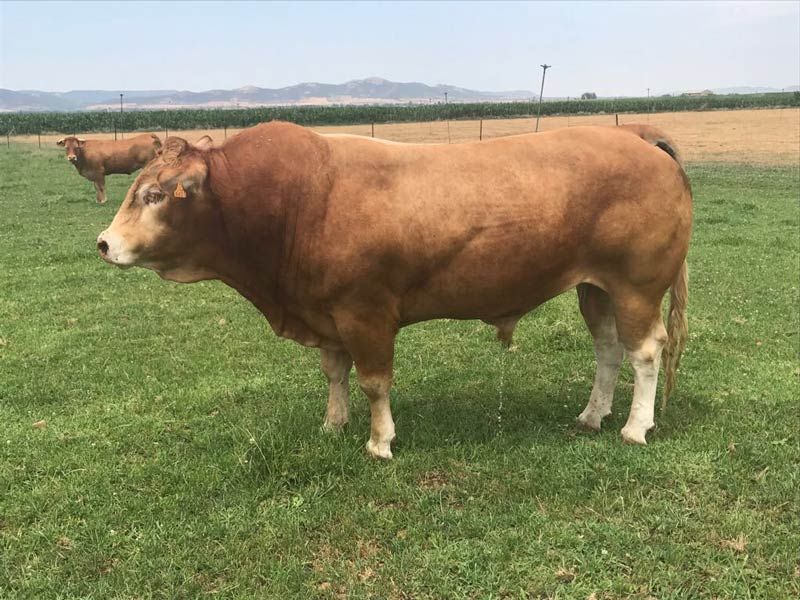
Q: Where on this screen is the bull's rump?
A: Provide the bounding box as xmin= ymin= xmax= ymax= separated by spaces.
xmin=321 ymin=126 xmax=690 ymax=323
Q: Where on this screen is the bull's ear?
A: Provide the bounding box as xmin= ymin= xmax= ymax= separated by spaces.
xmin=161 ymin=137 xmax=189 ymax=165
xmin=194 ymin=135 xmax=213 ymax=150
xmin=159 ymin=158 xmax=208 ymax=199
xmin=56 ymin=138 xmax=65 ymax=146
xmin=76 ymin=138 xmax=86 ymax=146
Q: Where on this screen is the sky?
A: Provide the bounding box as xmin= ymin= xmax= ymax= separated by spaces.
xmin=1 ymin=1 xmax=798 ymax=96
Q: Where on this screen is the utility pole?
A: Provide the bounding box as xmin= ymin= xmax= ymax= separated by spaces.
xmin=535 ymin=64 xmax=551 ymax=132
xmin=120 ymin=93 xmax=124 ymax=113
xmin=119 ymin=93 xmax=124 ymax=139
xmin=444 ymin=91 xmax=451 ymax=144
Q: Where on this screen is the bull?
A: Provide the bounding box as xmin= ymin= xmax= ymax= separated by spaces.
xmin=97 ymin=122 xmax=691 ymax=459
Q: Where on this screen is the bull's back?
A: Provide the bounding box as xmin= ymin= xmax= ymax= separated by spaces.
xmin=97 ymin=135 xmax=160 ymax=174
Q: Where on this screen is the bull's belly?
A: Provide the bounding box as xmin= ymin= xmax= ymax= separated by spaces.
xmin=398 ymin=259 xmax=584 ymax=325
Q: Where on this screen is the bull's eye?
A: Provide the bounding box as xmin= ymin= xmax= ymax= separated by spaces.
xmin=144 ymin=189 xmax=165 ymax=205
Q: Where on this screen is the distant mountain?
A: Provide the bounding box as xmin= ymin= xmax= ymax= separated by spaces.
xmin=711 ymin=85 xmax=799 ymax=94
xmin=0 ymin=78 xmax=535 ymax=112
xmin=0 ymin=89 xmax=180 ymax=112
xmin=670 ymin=85 xmax=799 ymax=96
xmin=4 ymin=79 xmax=796 ymax=112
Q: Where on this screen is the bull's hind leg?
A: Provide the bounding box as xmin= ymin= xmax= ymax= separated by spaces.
xmin=576 ymin=284 xmax=624 ymax=431
xmin=320 ymin=348 xmax=353 ymax=431
xmin=613 ymin=293 xmax=668 ymax=445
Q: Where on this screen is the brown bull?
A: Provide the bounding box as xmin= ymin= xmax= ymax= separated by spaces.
xmin=57 ymin=133 xmax=162 ymax=203
xmin=97 ymin=122 xmax=692 ymax=459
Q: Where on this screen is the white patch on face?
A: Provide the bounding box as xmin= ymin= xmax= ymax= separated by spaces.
xmin=97 ymin=229 xmax=137 ymax=267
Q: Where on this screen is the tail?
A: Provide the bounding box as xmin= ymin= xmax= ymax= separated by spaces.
xmin=617 ymin=124 xmax=684 ymax=169
xmin=661 ymin=260 xmax=688 ymax=410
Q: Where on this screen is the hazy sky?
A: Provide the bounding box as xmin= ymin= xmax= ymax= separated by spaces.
xmin=1 ymin=1 xmax=798 ymax=96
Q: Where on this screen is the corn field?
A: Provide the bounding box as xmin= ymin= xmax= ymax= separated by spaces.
xmin=1 ymin=92 xmax=797 ymax=135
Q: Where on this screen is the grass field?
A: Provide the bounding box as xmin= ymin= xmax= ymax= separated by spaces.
xmin=1 ymin=143 xmax=798 ymax=598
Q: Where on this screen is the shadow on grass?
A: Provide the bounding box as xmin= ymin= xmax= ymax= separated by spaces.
xmin=227 ymin=366 xmax=716 ymax=488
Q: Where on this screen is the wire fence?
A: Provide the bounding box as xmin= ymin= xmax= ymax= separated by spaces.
xmin=2 ymin=92 xmax=798 ymax=138
xmin=5 ymin=103 xmax=800 ymax=167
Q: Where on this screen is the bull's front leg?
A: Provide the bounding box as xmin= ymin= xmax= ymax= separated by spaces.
xmin=320 ymin=348 xmax=353 ymax=431
xmin=93 ymin=175 xmax=107 ymax=204
xmin=333 ymin=309 xmax=398 ymax=459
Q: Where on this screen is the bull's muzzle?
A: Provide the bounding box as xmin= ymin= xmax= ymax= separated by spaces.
xmin=96 ymin=231 xmax=132 ymax=268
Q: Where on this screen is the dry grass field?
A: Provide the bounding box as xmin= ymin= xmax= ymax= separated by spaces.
xmin=16 ymin=107 xmax=800 ymax=166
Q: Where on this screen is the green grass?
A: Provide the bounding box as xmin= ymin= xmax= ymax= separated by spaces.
xmin=1 ymin=147 xmax=798 ymax=599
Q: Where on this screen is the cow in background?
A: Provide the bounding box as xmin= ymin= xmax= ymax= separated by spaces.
xmin=57 ymin=133 xmax=162 ymax=203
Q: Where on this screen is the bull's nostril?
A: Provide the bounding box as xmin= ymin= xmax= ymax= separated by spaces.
xmin=97 ymin=240 xmax=109 ymax=255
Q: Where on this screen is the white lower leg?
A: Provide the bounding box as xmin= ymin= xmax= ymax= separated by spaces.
xmin=578 ymin=314 xmax=624 ymax=431
xmin=578 ymin=343 xmax=623 ymax=430
xmin=621 ymin=342 xmax=663 ymax=445
xmin=360 ymin=376 xmax=395 ymax=459
xmin=321 ymin=349 xmax=352 ymax=431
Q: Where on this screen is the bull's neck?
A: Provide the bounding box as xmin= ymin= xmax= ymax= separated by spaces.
xmin=72 ymin=154 xmax=86 ymax=170
xmin=202 ymin=137 xmax=331 ymax=337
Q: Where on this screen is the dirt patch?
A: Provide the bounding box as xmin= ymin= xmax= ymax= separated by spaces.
xmin=18 ymin=108 xmax=799 ymax=166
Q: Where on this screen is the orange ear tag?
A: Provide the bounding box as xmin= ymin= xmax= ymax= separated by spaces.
xmin=173 ymin=183 xmax=187 ymax=198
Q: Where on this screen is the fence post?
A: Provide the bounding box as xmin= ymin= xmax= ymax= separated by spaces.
xmin=38 ymin=132 xmax=41 ymax=149
xmin=6 ymin=132 xmax=9 ymax=148
xmin=224 ymin=125 xmax=227 ymax=140
xmin=567 ymin=97 xmax=570 ymax=127
xmin=371 ymin=123 xmax=374 ymax=138
xmin=479 ymin=119 xmax=483 ymax=141
xmin=114 ymin=122 xmax=117 ymax=141
xmin=165 ymin=126 xmax=168 ymax=139
xmin=615 ymin=113 xmax=619 ymax=126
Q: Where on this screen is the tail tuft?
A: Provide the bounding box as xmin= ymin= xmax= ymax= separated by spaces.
xmin=661 ymin=260 xmax=689 ymax=410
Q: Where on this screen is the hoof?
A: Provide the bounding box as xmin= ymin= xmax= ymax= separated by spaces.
xmin=576 ymin=410 xmax=608 ymax=432
xmin=322 ymin=417 xmax=348 ymax=433
xmin=620 ymin=425 xmax=651 ymax=445
xmin=576 ymin=417 xmax=601 ymax=432
xmin=366 ymin=438 xmax=393 ymax=460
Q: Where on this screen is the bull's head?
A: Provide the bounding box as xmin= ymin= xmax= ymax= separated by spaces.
xmin=96 ymin=136 xmax=219 ymax=283
xmin=56 ymin=137 xmax=86 ymax=163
